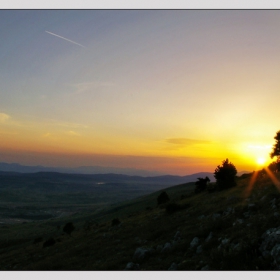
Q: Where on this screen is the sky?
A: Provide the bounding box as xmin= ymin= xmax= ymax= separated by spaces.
xmin=1 ymin=9 xmax=280 ymax=175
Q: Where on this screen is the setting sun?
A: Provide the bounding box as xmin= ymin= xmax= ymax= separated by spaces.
xmin=256 ymin=157 xmax=266 ymax=166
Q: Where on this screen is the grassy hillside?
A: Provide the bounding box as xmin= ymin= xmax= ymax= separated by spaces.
xmin=1 ymin=171 xmax=280 ymax=270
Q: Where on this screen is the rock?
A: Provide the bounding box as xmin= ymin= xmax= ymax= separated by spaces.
xmin=221 ymin=238 xmax=229 ymax=245
xmin=260 ymin=195 xmax=266 ymax=202
xmin=212 ymin=213 xmax=221 ymax=220
xmin=205 ymin=232 xmax=213 ymax=242
xmin=168 ymin=262 xmax=178 ymax=271
xmin=133 ymin=247 xmax=153 ymax=262
xmin=174 ymin=231 xmax=181 ymax=241
xmin=274 ymin=212 xmax=280 ymax=217
xmin=190 ymin=237 xmax=199 ymax=248
xmin=231 ymin=243 xmax=241 ymax=251
xmin=124 ymin=262 xmax=140 ymax=270
xmin=196 ymin=245 xmax=203 ymax=254
xmin=271 ymin=244 xmax=280 ymax=263
xmin=198 ymin=215 xmax=205 ymax=220
xmin=243 ymin=212 xmax=250 ymax=218
xmin=237 ymin=219 xmax=244 ymax=224
xmin=248 ymin=204 xmax=256 ymax=210
xmin=259 ymin=226 xmax=280 ymax=267
xmin=201 ymin=265 xmax=209 ymax=270
xmin=161 ymin=242 xmax=172 ymax=253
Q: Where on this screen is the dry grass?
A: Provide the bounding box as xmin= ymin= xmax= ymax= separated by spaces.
xmin=0 ymin=173 xmax=280 ymax=270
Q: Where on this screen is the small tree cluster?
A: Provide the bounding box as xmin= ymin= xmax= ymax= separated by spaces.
xmin=195 ymin=176 xmax=210 ymax=193
xmin=63 ymin=222 xmax=75 ymax=236
xmin=157 ymin=191 xmax=170 ymax=205
xmin=214 ymin=158 xmax=237 ymax=190
xmin=270 ymin=130 xmax=280 ymax=172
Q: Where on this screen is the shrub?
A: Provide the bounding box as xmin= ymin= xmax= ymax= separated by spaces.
xmin=214 ymin=158 xmax=237 ymax=190
xmin=111 ymin=218 xmax=121 ymax=227
xmin=63 ymin=222 xmax=75 ymax=236
xmin=157 ymin=191 xmax=170 ymax=205
xmin=195 ymin=177 xmax=210 ymax=193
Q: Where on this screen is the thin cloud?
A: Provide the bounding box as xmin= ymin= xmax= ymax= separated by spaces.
xmin=166 ymin=138 xmax=211 ymax=146
xmin=46 ymin=31 xmax=86 ymax=48
xmin=0 ymin=113 xmax=10 ymax=123
xmin=69 ymin=82 xmax=116 ymax=95
xmin=66 ymin=130 xmax=80 ymax=136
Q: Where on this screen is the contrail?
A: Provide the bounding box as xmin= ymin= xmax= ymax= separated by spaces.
xmin=45 ymin=31 xmax=86 ymax=48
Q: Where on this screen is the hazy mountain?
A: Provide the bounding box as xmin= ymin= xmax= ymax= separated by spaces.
xmin=0 ymin=162 xmax=165 ymax=177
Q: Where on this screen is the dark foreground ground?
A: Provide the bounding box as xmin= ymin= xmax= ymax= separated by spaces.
xmin=0 ymin=171 xmax=280 ymax=270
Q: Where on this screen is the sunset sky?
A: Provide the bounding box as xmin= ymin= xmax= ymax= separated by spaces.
xmin=1 ymin=9 xmax=280 ymax=175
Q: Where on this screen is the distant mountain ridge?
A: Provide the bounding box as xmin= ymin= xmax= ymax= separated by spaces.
xmin=0 ymin=162 xmax=217 ymax=182
xmin=0 ymin=162 xmax=165 ymax=177
xmin=0 ymin=162 xmax=249 ymax=182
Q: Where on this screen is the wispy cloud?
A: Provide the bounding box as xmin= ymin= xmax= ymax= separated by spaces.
xmin=46 ymin=31 xmax=86 ymax=48
xmin=0 ymin=113 xmax=10 ymax=123
xmin=66 ymin=130 xmax=80 ymax=136
xmin=165 ymin=138 xmax=211 ymax=146
xmin=46 ymin=119 xmax=88 ymax=129
xmin=69 ymin=82 xmax=116 ymax=95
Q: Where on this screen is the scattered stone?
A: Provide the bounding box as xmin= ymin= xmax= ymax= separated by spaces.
xmin=205 ymin=232 xmax=213 ymax=242
xmin=168 ymin=262 xmax=178 ymax=271
xmin=190 ymin=237 xmax=199 ymax=248
xmin=212 ymin=213 xmax=221 ymax=220
xmin=237 ymin=219 xmax=244 ymax=224
xmin=133 ymin=247 xmax=153 ymax=262
xmin=196 ymin=245 xmax=203 ymax=254
xmin=174 ymin=231 xmax=181 ymax=241
xmin=201 ymin=265 xmax=209 ymax=270
xmin=230 ymin=242 xmax=241 ymax=251
xmin=243 ymin=212 xmax=250 ymax=218
xmin=161 ymin=242 xmax=172 ymax=253
xmin=221 ymin=238 xmax=230 ymax=245
xmin=274 ymin=212 xmax=280 ymax=218
xmin=260 ymin=195 xmax=267 ymax=202
xmin=124 ymin=262 xmax=140 ymax=270
xmin=248 ymin=204 xmax=256 ymax=209
xmin=198 ymin=215 xmax=205 ymax=220
xmin=259 ymin=226 xmax=280 ymax=268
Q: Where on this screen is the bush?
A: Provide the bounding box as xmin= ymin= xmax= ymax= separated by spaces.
xmin=111 ymin=218 xmax=121 ymax=227
xmin=157 ymin=191 xmax=170 ymax=205
xmin=195 ymin=177 xmax=210 ymax=193
xmin=214 ymin=158 xmax=237 ymax=190
xmin=63 ymin=222 xmax=75 ymax=236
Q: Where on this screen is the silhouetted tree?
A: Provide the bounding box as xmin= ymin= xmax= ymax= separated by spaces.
xmin=268 ymin=161 xmax=279 ymax=173
xmin=157 ymin=191 xmax=170 ymax=205
xmin=63 ymin=222 xmax=75 ymax=236
xmin=270 ymin=130 xmax=280 ymax=172
xmin=195 ymin=176 xmax=210 ymax=193
xmin=214 ymin=158 xmax=237 ymax=190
